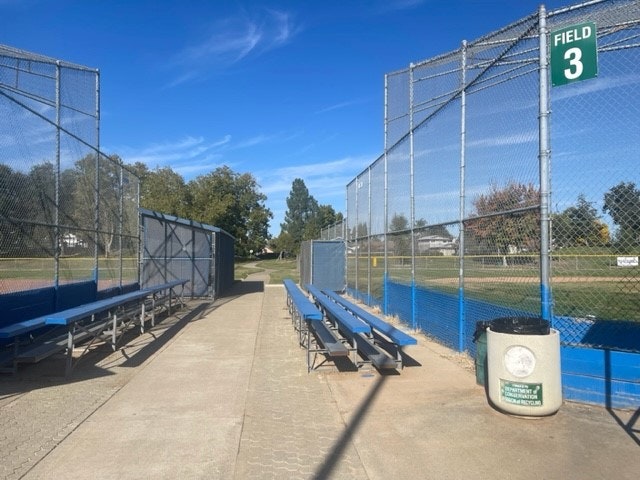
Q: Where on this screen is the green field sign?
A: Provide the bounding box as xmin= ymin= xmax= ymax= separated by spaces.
xmin=550 ymin=22 xmax=598 ymax=87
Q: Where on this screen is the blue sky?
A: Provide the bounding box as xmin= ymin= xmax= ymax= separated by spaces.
xmin=1 ymin=0 xmax=574 ymax=235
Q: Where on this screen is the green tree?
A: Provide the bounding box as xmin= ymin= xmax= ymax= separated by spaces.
xmin=389 ymin=213 xmax=409 ymax=233
xmin=279 ymin=179 xmax=343 ymax=253
xmin=389 ymin=213 xmax=410 ymax=256
xmin=303 ymin=204 xmax=342 ymax=240
xmin=467 ymin=182 xmax=539 ymax=265
xmin=188 ymin=166 xmax=272 ymax=256
xmin=603 ymin=182 xmax=640 ymax=247
xmin=140 ymin=166 xmax=190 ymax=218
xmin=270 ymin=230 xmax=295 ymax=257
xmin=552 ymin=195 xmax=605 ymax=247
xmin=0 ymin=164 xmax=50 ymax=256
xmin=71 ymin=154 xmax=123 ymax=257
xmin=350 ymin=221 xmax=368 ymax=240
xmin=280 ymin=179 xmax=318 ymax=254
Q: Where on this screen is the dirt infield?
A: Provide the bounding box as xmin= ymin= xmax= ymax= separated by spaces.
xmin=427 ymin=275 xmax=630 ymax=285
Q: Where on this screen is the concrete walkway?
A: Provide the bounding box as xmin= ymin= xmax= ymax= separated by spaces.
xmin=1 ymin=278 xmax=639 ymax=479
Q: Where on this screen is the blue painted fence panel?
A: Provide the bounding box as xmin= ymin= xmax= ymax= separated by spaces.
xmin=371 ymin=279 xmax=640 ymax=408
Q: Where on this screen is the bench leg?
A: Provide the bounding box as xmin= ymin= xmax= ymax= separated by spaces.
xmin=65 ymin=325 xmax=74 ymax=377
xmin=351 ymin=337 xmax=359 ymax=367
xmin=306 ymin=320 xmax=312 ymax=372
xmin=112 ymin=312 xmax=118 ymax=351
xmin=140 ymin=301 xmax=146 ymax=334
xmin=151 ymin=296 xmax=157 ymax=327
xmin=396 ymin=346 xmax=403 ymax=369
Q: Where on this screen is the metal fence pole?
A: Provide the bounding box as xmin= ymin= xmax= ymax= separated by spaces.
xmin=383 ymin=74 xmax=389 ymax=314
xmin=368 ymin=166 xmax=372 ymax=303
xmin=538 ymin=5 xmax=552 ymax=321
xmin=355 ymin=175 xmax=359 ymax=295
xmin=409 ymin=64 xmax=417 ymax=329
xmin=118 ymin=160 xmax=124 ymax=287
xmin=458 ymin=40 xmax=467 ymax=352
xmin=94 ymin=71 xmax=101 ymax=285
xmin=54 ymin=61 xmax=61 ymax=291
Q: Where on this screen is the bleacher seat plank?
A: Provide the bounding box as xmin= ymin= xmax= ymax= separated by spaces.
xmin=305 ymin=285 xmax=370 ymax=334
xmin=322 ymin=290 xmax=417 ymax=346
xmin=311 ymin=321 xmax=349 ymax=357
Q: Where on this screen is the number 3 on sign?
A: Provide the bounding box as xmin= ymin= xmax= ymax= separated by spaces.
xmin=564 ymin=47 xmax=583 ymax=80
xmin=550 ymin=22 xmax=598 ymax=87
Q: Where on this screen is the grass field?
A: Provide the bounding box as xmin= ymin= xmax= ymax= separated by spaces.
xmin=348 ymin=253 xmax=640 ymax=321
xmin=234 ymin=258 xmax=298 ymax=284
xmin=2 ymin=254 xmax=637 ymax=320
xmin=0 ymin=257 xmax=138 ymax=290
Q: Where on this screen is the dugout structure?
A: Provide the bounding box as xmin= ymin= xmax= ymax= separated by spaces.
xmin=140 ymin=209 xmax=234 ymax=298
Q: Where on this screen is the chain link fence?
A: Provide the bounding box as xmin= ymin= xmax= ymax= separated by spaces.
xmin=318 ymin=219 xmax=346 ymax=241
xmin=0 ymin=44 xmax=139 ymax=294
xmin=346 ymin=0 xmax=640 ymax=359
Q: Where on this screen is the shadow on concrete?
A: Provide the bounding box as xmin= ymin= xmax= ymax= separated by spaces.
xmin=207 ymin=281 xmax=265 ymax=310
xmin=309 ymin=354 xmax=360 ymax=373
xmin=0 ymin=302 xmax=212 ymax=399
xmin=601 ymin=348 xmax=640 ymax=447
xmin=607 ymin=407 xmax=640 ymax=447
xmin=118 ymin=301 xmax=212 ymax=369
xmin=603 ymin=348 xmax=640 ymax=447
xmin=312 ymin=375 xmax=388 ymax=480
xmin=223 ymin=280 xmax=265 ymax=296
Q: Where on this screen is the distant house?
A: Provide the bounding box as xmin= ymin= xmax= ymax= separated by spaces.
xmin=62 ymin=233 xmax=87 ymax=248
xmin=417 ymin=235 xmax=457 ymax=256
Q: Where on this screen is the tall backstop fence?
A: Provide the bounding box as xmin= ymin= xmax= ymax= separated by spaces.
xmin=0 ymin=44 xmax=139 ymax=297
xmin=140 ymin=209 xmax=235 ymax=299
xmin=346 ymin=0 xmax=640 ymax=407
xmin=1 ymin=44 xmax=235 ymax=307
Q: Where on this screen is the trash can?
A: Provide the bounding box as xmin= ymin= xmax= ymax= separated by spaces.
xmin=486 ymin=317 xmax=562 ymax=417
xmin=473 ymin=321 xmax=491 ymax=386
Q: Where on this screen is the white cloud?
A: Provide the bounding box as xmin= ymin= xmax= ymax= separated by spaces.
xmin=168 ymin=8 xmax=300 ymax=86
xmin=113 ymin=131 xmax=294 ymax=180
xmin=230 ymin=133 xmax=277 ymax=150
xmin=256 ymin=154 xmax=374 ymax=234
xmin=552 ymin=74 xmax=640 ymax=102
xmin=369 ymin=0 xmax=426 ymax=14
xmin=467 ymin=130 xmax=537 ymax=149
xmin=316 ymin=98 xmax=368 ymax=114
xmin=110 ymin=130 xmax=373 ymax=235
xmin=115 ymin=135 xmax=231 ymax=174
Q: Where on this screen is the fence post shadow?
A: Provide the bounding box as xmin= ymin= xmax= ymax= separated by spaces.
xmin=604 ymin=348 xmax=640 ymax=447
xmin=311 ymin=374 xmax=388 ymax=480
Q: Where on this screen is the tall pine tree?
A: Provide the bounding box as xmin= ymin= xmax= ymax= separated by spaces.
xmin=281 ymin=178 xmax=318 ymax=254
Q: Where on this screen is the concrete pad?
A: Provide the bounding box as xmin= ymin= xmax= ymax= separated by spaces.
xmin=2 ymin=281 xmax=638 ymax=480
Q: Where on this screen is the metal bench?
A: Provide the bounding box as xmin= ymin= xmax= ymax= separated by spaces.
xmin=306 ymin=284 xmax=399 ymax=370
xmin=322 ymin=290 xmax=417 ymax=346
xmin=1 ymin=279 xmax=188 ymax=375
xmin=283 ymin=279 xmax=348 ymax=372
xmin=321 ymin=289 xmax=417 ymax=369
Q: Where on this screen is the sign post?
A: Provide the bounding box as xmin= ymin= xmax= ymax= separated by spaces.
xmin=550 ymin=22 xmax=598 ymax=87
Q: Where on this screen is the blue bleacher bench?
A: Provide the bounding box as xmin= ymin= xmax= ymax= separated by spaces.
xmin=306 ymin=284 xmax=400 ymax=370
xmin=322 ymin=290 xmax=417 ymax=347
xmin=321 ymin=289 xmax=417 ymax=369
xmin=283 ymin=279 xmax=348 ymax=372
xmin=0 ymin=279 xmax=188 ymax=376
